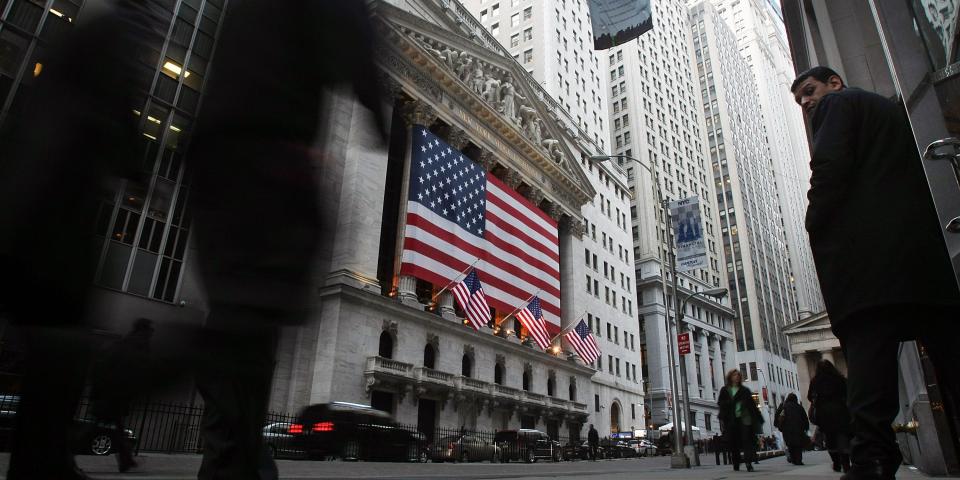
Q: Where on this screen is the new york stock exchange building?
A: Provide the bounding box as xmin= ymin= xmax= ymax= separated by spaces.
xmin=259 ymin=0 xmax=622 ymax=438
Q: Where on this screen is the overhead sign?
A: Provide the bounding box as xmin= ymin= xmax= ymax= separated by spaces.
xmin=677 ymin=332 xmax=691 ymax=355
xmin=669 ymin=196 xmax=707 ymax=272
xmin=588 ymin=0 xmax=653 ymax=50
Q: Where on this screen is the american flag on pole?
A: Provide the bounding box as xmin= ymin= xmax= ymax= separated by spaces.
xmin=516 ymin=296 xmax=551 ymax=350
xmin=450 ymin=269 xmax=491 ymax=330
xmin=565 ymin=319 xmax=600 ymax=364
xmin=400 ymin=126 xmax=561 ymax=336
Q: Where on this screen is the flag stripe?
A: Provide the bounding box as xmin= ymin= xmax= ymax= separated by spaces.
xmin=517 ymin=309 xmax=551 ymax=349
xmin=486 ymin=176 xmax=559 ymax=236
xmin=485 ymin=198 xmax=559 ymax=258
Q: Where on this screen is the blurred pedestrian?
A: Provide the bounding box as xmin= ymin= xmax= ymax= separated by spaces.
xmin=808 ymin=359 xmax=852 ymax=473
xmin=588 ymin=424 xmax=600 ymax=460
xmin=775 ymin=393 xmax=810 ymax=465
xmin=718 ymin=369 xmax=764 ymax=472
xmin=89 ymin=318 xmax=157 ymax=472
xmin=0 ymin=2 xmax=165 ymax=478
xmin=184 ymin=1 xmax=384 ymax=478
xmin=792 ymin=66 xmax=960 ymax=480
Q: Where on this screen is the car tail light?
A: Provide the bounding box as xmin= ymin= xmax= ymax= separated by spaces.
xmin=288 ymin=424 xmax=304 ymax=434
xmin=312 ymin=421 xmax=335 ymax=432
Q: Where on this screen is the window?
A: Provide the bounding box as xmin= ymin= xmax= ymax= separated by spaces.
xmin=378 ymin=331 xmax=394 ymax=359
xmin=523 ymin=27 xmax=532 ymax=41
xmin=462 ymin=354 xmax=473 ymax=377
xmin=495 ymin=362 xmax=504 ymax=385
xmin=510 ymin=33 xmax=520 ymax=47
xmin=595 ymin=394 xmax=600 ymax=412
xmin=510 ymin=13 xmax=519 ymax=27
xmin=491 ymin=22 xmax=499 ymax=35
xmin=523 ymin=369 xmax=532 ymax=391
xmin=423 ymin=344 xmax=436 ymax=369
xmin=523 ymin=6 xmax=532 ymax=20
xmin=523 ymin=49 xmax=533 ymax=64
xmin=491 ymin=3 xmax=499 ymax=15
xmin=480 ymin=9 xmax=488 ymax=22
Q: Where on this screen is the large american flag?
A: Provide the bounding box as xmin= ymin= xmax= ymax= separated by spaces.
xmin=565 ymin=319 xmax=600 ymax=364
xmin=450 ymin=269 xmax=491 ymax=331
xmin=516 ymin=296 xmax=551 ymax=350
xmin=400 ymin=126 xmax=561 ymax=335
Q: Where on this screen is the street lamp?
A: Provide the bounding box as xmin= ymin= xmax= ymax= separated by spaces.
xmin=677 ymin=287 xmax=728 ymax=466
xmin=589 ymin=154 xmax=689 ymax=469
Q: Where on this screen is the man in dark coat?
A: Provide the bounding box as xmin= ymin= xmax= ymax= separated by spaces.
xmin=588 ymin=424 xmax=600 ymax=460
xmin=185 ymin=1 xmax=384 ymax=479
xmin=792 ymin=66 xmax=960 ymax=480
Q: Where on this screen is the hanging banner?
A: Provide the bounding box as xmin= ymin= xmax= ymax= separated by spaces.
xmin=588 ymin=0 xmax=653 ymax=50
xmin=669 ymin=196 xmax=707 ymax=272
xmin=677 ymin=332 xmax=691 ymax=355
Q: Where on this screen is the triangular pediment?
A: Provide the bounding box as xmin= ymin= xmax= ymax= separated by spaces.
xmin=783 ymin=311 xmax=831 ymax=333
xmin=371 ymin=0 xmax=597 ymax=212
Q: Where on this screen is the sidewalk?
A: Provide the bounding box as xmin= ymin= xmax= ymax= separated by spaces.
xmin=0 ymin=450 xmax=943 ymax=479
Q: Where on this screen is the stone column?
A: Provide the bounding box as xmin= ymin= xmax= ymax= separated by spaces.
xmin=820 ymin=348 xmax=837 ymax=366
xmin=398 ymin=275 xmax=421 ymax=307
xmin=478 ymin=150 xmax=498 ymax=172
xmin=438 ymin=292 xmax=456 ymax=320
xmin=794 ymin=353 xmax=814 ymax=405
xmin=447 ymin=126 xmax=471 ymax=150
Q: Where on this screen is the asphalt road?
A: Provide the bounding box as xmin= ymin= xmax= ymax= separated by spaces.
xmin=0 ymin=451 xmax=933 ymax=480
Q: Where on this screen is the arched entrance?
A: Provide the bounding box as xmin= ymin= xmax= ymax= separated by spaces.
xmin=610 ymin=402 xmax=622 ymax=434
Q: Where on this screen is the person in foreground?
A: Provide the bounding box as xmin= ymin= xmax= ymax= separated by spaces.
xmin=775 ymin=393 xmax=810 ymax=465
xmin=792 ymin=66 xmax=960 ymax=480
xmin=718 ymin=369 xmax=764 ymax=472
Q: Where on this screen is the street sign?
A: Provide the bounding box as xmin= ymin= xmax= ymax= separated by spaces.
xmin=677 ymin=332 xmax=691 ymax=355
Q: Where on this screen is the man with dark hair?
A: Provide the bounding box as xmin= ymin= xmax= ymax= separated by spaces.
xmin=791 ymin=67 xmax=960 ymax=480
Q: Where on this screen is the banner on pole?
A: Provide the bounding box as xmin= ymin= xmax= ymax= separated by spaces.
xmin=669 ymin=196 xmax=707 ymax=272
xmin=677 ymin=332 xmax=691 ymax=355
xmin=587 ymin=0 xmax=653 ymax=50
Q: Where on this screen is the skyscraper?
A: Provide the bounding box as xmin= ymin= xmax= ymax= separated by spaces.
xmin=690 ymin=0 xmax=803 ymax=431
xmin=602 ymin=0 xmax=738 ymax=431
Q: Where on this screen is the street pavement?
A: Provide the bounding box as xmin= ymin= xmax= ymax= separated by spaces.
xmin=0 ymin=451 xmax=938 ymax=479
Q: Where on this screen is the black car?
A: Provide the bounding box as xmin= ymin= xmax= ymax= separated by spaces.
xmin=263 ymin=422 xmax=306 ymax=459
xmin=291 ymin=402 xmax=425 ymax=462
xmin=562 ymin=440 xmax=604 ymax=460
xmin=600 ymin=439 xmax=637 ymax=458
xmin=494 ymin=429 xmax=562 ymax=463
xmin=0 ymin=395 xmax=137 ymax=456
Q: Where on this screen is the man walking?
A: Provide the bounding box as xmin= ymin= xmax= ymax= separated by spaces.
xmin=588 ymin=424 xmax=600 ymax=461
xmin=792 ymin=66 xmax=960 ymax=480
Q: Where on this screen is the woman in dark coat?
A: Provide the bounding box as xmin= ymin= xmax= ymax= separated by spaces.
xmin=776 ymin=393 xmax=810 ymax=465
xmin=808 ymin=359 xmax=851 ymax=472
xmin=718 ymin=369 xmax=764 ymax=471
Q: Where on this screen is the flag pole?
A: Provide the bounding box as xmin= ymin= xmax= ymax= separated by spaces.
xmin=430 ymin=258 xmax=481 ymax=302
xmin=549 ymin=309 xmax=589 ymax=343
xmin=499 ymin=290 xmax=541 ymax=324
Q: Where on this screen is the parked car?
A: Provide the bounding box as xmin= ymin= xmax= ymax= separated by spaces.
xmin=494 ymin=429 xmax=562 ymax=463
xmin=431 ymin=433 xmax=499 ymax=462
xmin=599 ymin=438 xmax=636 ymax=458
xmin=290 ymin=402 xmax=425 ymax=462
xmin=0 ymin=395 xmax=137 ymax=456
xmin=562 ymin=440 xmax=604 ymax=460
xmin=627 ymin=438 xmax=657 ymax=457
xmin=263 ymin=422 xmax=306 ymax=459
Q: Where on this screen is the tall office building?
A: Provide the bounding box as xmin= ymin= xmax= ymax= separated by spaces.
xmin=602 ymin=0 xmax=737 ymax=432
xmin=707 ymin=0 xmax=824 ymax=317
xmin=463 ymin=0 xmax=644 ymax=435
xmin=689 ymin=0 xmax=803 ymax=431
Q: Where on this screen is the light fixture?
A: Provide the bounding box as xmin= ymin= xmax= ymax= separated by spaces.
xmin=146 ymin=116 xmax=162 ymax=124
xmin=169 ymin=125 xmax=182 ymax=133
xmin=163 ymin=61 xmax=191 ymax=78
xmin=32 ymin=62 xmax=43 ymax=77
xmin=142 ymin=133 xmax=157 ymax=140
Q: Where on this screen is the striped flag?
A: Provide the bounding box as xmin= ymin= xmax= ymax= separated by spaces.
xmin=516 ymin=296 xmax=551 ymax=350
xmin=400 ymin=126 xmax=561 ymax=336
xmin=450 ymin=269 xmax=491 ymax=331
xmin=565 ymin=319 xmax=600 ymax=364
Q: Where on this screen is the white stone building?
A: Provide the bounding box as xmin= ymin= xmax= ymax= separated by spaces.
xmin=462 ymin=0 xmax=644 ymax=436
xmin=688 ymin=0 xmax=803 ymax=434
xmin=601 ymin=0 xmax=738 ymax=433
xmin=707 ymin=0 xmax=824 ymax=317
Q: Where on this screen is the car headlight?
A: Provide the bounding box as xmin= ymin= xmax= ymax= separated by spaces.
xmin=124 ymin=429 xmax=135 ymax=438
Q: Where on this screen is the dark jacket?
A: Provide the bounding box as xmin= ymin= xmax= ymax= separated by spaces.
xmin=775 ymin=399 xmax=809 ymax=448
xmin=807 ymin=371 xmax=851 ymax=434
xmin=717 ymin=385 xmax=763 ymax=435
xmin=588 ymin=427 xmax=599 ymax=445
xmin=805 ymin=88 xmax=960 ymax=328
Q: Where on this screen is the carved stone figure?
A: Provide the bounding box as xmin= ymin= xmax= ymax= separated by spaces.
xmin=541 ymin=137 xmax=565 ymax=165
xmin=498 ymin=73 xmax=522 ymax=124
xmin=519 ymin=104 xmax=541 ymax=144
xmin=455 ymin=55 xmax=473 ymax=82
xmin=483 ymin=76 xmax=501 ymax=104
xmin=470 ymin=64 xmax=485 ymax=95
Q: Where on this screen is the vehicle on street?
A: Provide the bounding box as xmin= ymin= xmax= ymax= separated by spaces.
xmin=494 ymin=429 xmax=562 ymax=463
xmin=599 ymin=438 xmax=636 ymax=458
xmin=0 ymin=395 xmax=137 ymax=456
xmin=291 ymin=402 xmax=426 ymax=462
xmin=430 ymin=433 xmax=500 ymax=462
xmin=562 ymin=440 xmax=604 ymax=460
xmin=263 ymin=422 xmax=306 ymax=459
xmin=627 ymin=438 xmax=658 ymax=457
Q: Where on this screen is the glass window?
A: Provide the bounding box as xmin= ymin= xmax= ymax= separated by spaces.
xmin=523 ymin=6 xmax=531 ymax=20
xmin=510 ymin=12 xmax=519 ymax=27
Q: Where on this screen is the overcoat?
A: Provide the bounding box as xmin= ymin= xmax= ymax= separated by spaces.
xmin=717 ymin=385 xmax=764 ymax=438
xmin=806 ymin=88 xmax=960 ymax=328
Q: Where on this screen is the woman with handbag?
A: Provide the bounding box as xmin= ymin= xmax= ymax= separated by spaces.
xmin=808 ymin=359 xmax=852 ymax=472
xmin=718 ymin=369 xmax=765 ymax=471
xmin=776 ymin=393 xmax=810 ymax=465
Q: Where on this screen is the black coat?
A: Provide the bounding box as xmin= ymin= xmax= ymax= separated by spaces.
xmin=775 ymin=400 xmax=809 ymax=448
xmin=806 ymin=88 xmax=960 ymax=328
xmin=588 ymin=427 xmax=599 ymax=445
xmin=717 ymin=385 xmax=763 ymax=436
xmin=807 ymin=372 xmax=851 ymax=434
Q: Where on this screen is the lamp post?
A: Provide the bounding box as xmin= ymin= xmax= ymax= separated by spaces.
xmin=677 ymin=287 xmax=728 ymax=466
xmin=588 ymin=154 xmax=688 ymax=468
